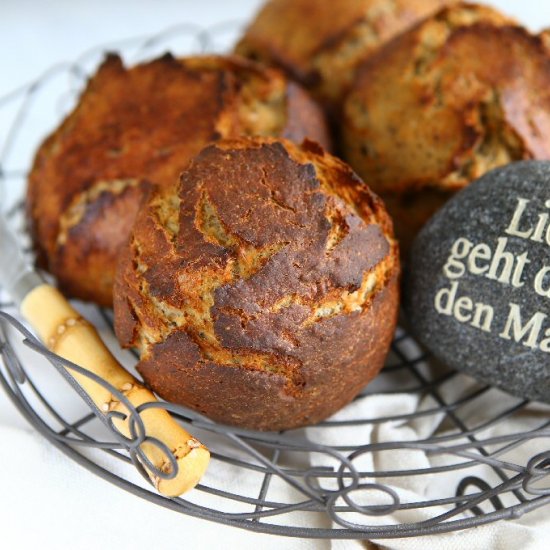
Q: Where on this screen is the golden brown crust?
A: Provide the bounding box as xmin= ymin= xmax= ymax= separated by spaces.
xmin=235 ymin=0 xmax=457 ymax=104
xmin=114 ymin=137 xmax=400 ymax=430
xmin=27 ymin=54 xmax=331 ymax=306
xmin=342 ymin=3 xmax=550 ymax=252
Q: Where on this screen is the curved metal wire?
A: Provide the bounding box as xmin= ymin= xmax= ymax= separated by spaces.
xmin=0 ymin=21 xmax=549 ymax=540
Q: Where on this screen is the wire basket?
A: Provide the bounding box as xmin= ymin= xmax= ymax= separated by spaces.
xmin=1 ymin=22 xmax=550 ymax=541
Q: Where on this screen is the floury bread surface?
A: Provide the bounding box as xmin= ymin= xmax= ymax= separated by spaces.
xmin=114 ymin=137 xmax=399 ymax=431
xmin=342 ymin=2 xmax=550 ymax=253
xmin=27 ymin=54 xmax=331 ymax=306
xmin=235 ymin=0 xmax=456 ymax=105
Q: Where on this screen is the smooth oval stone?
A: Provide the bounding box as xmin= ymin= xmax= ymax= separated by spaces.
xmin=405 ymin=161 xmax=550 ymax=403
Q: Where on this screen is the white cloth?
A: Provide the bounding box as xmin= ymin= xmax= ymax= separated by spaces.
xmin=2 ymin=1 xmax=550 ymax=549
xmin=308 ymin=389 xmax=550 ymax=550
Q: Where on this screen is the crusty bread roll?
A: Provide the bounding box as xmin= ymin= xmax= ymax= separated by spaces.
xmin=27 ymin=54 xmax=331 ymax=306
xmin=341 ymin=3 xmax=550 ymax=254
xmin=113 ymin=137 xmax=399 ymax=431
xmin=235 ymin=0 xmax=456 ymax=105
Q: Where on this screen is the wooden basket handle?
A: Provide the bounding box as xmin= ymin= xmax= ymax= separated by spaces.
xmin=20 ymin=284 xmax=210 ymax=497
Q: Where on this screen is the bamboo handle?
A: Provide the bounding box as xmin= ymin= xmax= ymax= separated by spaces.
xmin=20 ymin=284 xmax=209 ymax=497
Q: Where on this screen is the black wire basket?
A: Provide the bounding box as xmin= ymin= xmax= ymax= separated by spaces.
xmin=1 ymin=22 xmax=550 ymax=541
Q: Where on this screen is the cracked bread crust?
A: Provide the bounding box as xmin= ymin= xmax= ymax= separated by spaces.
xmin=342 ymin=3 xmax=550 ymax=253
xmin=27 ymin=54 xmax=331 ymax=306
xmin=114 ymin=137 xmax=399 ymax=431
xmin=235 ymin=0 xmax=456 ymax=105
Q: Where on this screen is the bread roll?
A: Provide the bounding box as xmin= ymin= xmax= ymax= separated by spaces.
xmin=235 ymin=0 xmax=456 ymax=105
xmin=27 ymin=54 xmax=331 ymax=306
xmin=341 ymin=3 xmax=550 ymax=254
xmin=114 ymin=137 xmax=399 ymax=431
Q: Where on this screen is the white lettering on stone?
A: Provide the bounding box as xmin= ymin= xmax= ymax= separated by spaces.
xmin=435 ymin=282 xmax=458 ymax=315
xmin=511 ymin=252 xmax=530 ymax=288
xmin=434 ymin=282 xmax=494 ymax=332
xmin=534 ymin=266 xmax=550 ymax=299
xmin=499 ymin=303 xmax=547 ymax=349
xmin=468 ymin=243 xmax=491 ymax=275
xmin=540 ymin=329 xmax=550 ymax=353
xmin=443 ymin=238 xmax=473 ymax=279
xmin=471 ymin=303 xmax=494 ymax=333
xmin=505 ymin=198 xmax=533 ymax=239
xmin=444 ymin=236 xmax=529 ymax=288
xmin=486 ymin=238 xmax=516 ymax=285
xmin=532 ymin=211 xmax=550 ymax=243
xmin=504 ymin=197 xmax=550 ymax=245
xmin=454 ymin=296 xmax=473 ymax=323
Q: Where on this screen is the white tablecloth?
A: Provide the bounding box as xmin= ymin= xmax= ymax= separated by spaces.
xmin=1 ymin=1 xmax=550 ymax=549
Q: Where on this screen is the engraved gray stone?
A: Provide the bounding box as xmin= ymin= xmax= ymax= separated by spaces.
xmin=405 ymin=161 xmax=550 ymax=403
